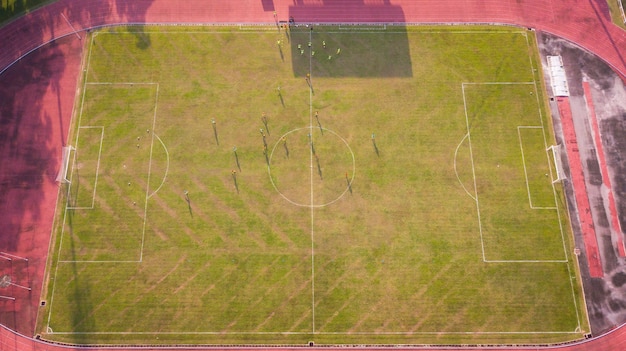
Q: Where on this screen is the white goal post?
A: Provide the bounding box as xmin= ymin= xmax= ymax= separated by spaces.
xmin=547 ymin=144 xmax=566 ymax=183
xmin=56 ymin=146 xmax=74 ymax=184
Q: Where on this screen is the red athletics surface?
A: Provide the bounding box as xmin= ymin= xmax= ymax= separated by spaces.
xmin=0 ymin=0 xmax=624 ymax=81
xmin=0 ymin=0 xmax=625 ymax=350
xmin=582 ymin=81 xmax=626 ymax=257
xmin=0 ymin=34 xmax=83 ymax=337
xmin=556 ymin=97 xmax=604 ymax=278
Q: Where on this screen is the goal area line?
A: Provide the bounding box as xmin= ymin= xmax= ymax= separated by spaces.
xmin=461 ymin=83 xmax=568 ymax=264
xmin=517 ymin=126 xmax=558 ymax=210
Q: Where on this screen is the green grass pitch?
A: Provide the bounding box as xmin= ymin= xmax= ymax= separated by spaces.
xmin=39 ymin=25 xmax=587 ymax=345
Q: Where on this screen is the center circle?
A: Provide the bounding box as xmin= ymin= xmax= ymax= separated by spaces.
xmin=268 ymin=127 xmax=355 ymax=207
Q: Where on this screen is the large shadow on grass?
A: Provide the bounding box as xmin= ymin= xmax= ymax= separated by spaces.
xmin=288 ymin=0 xmax=411 ymax=77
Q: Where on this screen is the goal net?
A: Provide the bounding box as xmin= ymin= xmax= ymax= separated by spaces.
xmin=547 ymin=144 xmax=566 ymax=183
xmin=56 ymin=146 xmax=74 ymax=184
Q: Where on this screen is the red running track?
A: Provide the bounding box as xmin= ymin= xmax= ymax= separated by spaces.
xmin=0 ymin=0 xmax=624 ymax=81
xmin=556 ymin=97 xmax=604 ymax=278
xmin=0 ymin=0 xmax=625 ymax=350
xmin=582 ymin=81 xmax=626 ymax=257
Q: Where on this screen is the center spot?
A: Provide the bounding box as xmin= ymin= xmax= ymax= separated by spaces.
xmin=268 ymin=127 xmax=355 ymax=207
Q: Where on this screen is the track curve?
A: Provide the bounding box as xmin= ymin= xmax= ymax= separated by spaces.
xmin=0 ymin=0 xmax=625 ymax=350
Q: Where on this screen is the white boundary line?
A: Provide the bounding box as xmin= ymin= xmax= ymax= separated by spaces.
xmin=46 ymin=330 xmax=580 ymax=335
xmin=57 ymin=260 xmax=140 ymax=264
xmin=46 ymin=31 xmax=98 ymax=331
xmin=238 ymin=25 xmax=276 ymax=31
xmin=86 ymin=82 xmax=158 ymax=85
xmin=308 ymin=27 xmax=316 ymax=335
xmin=48 ymin=80 xmax=160 ymax=329
xmin=97 ymin=29 xmax=530 ymax=35
xmin=66 ymin=126 xmax=104 ymax=210
xmin=517 ymin=126 xmax=557 ymax=210
xmin=523 ymin=31 xmax=583 ymax=331
xmin=45 ymin=29 xmax=583 ymax=338
xmin=523 ymin=33 xmax=571 ymax=264
xmin=338 ymin=24 xmax=387 ymax=30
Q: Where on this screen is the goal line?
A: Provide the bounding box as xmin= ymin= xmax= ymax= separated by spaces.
xmin=55 ymin=146 xmax=75 ymax=184
xmin=547 ymin=144 xmax=566 ymax=183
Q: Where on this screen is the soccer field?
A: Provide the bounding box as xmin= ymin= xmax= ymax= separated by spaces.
xmin=39 ymin=25 xmax=587 ymax=345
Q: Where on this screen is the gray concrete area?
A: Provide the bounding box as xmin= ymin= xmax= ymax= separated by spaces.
xmin=538 ymin=32 xmax=626 ymax=335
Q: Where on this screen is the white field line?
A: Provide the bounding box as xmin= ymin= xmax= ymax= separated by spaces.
xmin=57 ymin=260 xmax=139 ymax=263
xmin=517 ymin=126 xmax=557 ymax=210
xmin=147 ymin=133 xmax=170 ymax=199
xmin=463 ymin=83 xmax=568 ymax=264
xmin=523 ymin=43 xmax=571 ymax=264
xmin=523 ymin=31 xmax=579 ymax=322
xmin=61 ymin=84 xmax=159 ymax=264
xmin=461 ymin=83 xmax=486 ymax=262
xmin=65 ymin=126 xmax=104 ymax=210
xmin=47 ymin=30 xmax=582 ymax=338
xmin=267 ymin=128 xmax=355 ymax=207
xmin=46 ymin=32 xmax=98 ymax=330
xmin=86 ymin=30 xmax=531 ymax=35
xmin=453 ymin=133 xmax=476 ymax=201
xmin=338 ymin=24 xmax=387 ymax=30
xmin=462 ymin=82 xmax=535 ymax=85
xmin=46 ymin=330 xmax=580 ymax=335
xmin=566 ymin=259 xmax=584 ymax=334
xmin=238 ymin=25 xmax=276 ymax=31
xmin=485 ymin=259 xmax=567 ymax=263
xmin=308 ymin=28 xmax=316 ymax=334
xmin=48 ymin=37 xmax=160 ymax=330
xmin=140 ymin=83 xmax=160 ymax=263
xmin=86 ymin=82 xmax=158 ymax=86
xmin=38 ymin=29 xmax=94 ymax=340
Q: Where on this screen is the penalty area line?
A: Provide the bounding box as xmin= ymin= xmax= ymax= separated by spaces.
xmin=461 ymin=83 xmax=486 ymax=262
